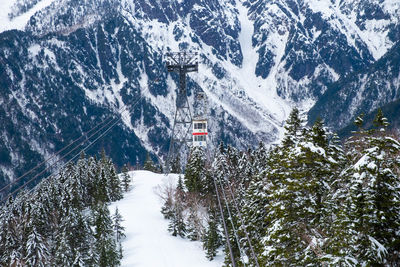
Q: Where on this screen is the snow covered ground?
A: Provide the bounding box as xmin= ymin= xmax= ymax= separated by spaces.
xmin=109 ymin=171 xmax=224 ymax=267
xmin=0 ymin=0 xmax=56 ymax=33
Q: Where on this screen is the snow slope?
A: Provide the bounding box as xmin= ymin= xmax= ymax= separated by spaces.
xmin=109 ymin=171 xmax=223 ymax=267
xmin=0 ymin=0 xmax=56 ymax=33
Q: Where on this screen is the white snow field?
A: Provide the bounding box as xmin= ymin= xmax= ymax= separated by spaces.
xmin=110 ymin=171 xmax=224 ymax=267
xmin=0 ymin=0 xmax=56 ymax=33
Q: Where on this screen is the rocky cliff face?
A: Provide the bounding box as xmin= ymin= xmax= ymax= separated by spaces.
xmin=0 ymin=0 xmax=399 ymax=189
xmin=309 ymin=41 xmax=400 ymax=129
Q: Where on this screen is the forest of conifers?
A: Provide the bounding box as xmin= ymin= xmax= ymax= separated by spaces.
xmin=162 ymin=108 xmax=400 ymax=266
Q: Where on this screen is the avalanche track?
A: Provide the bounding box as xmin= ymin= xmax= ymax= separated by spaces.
xmin=109 ymin=171 xmax=223 ymax=267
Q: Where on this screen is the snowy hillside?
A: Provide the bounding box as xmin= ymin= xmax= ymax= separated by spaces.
xmin=110 ymin=171 xmax=223 ymax=267
xmin=0 ymin=0 xmax=56 ymax=32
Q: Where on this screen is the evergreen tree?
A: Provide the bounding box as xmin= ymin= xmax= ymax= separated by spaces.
xmin=252 ymin=141 xmax=268 ymax=174
xmin=0 ymin=153 xmax=124 ymax=267
xmin=113 ymin=207 xmax=125 ymax=243
xmin=168 ymin=189 xmax=187 ymax=238
xmin=211 ymin=143 xmax=229 ymax=190
xmin=54 ymin=231 xmax=73 ymax=266
xmin=225 ymin=145 xmax=240 ymax=180
xmin=24 ymin=227 xmax=50 ymax=267
xmin=168 ymin=205 xmax=187 ymax=238
xmin=238 ymin=116 xmax=297 ymax=265
xmin=259 ymin=118 xmax=343 ymax=265
xmin=113 ymin=207 xmax=125 ymax=260
xmin=372 ymin=108 xmax=388 ymax=129
xmin=72 ymin=252 xmax=86 ymax=267
xmin=66 ymin=207 xmax=96 ymax=266
xmin=343 ymin=111 xmax=400 ymax=265
xmin=320 ymin=132 xmax=352 ymax=264
xmin=94 ymin=203 xmax=119 ymax=267
xmin=186 ymin=197 xmax=204 ymax=241
xmin=203 ymin=210 xmax=221 ymax=260
xmin=161 ymin=198 xmax=175 ymax=220
xmin=237 ymin=151 xmax=253 ymax=187
xmin=202 ymin=170 xmax=216 ymax=199
xmin=85 ymin=156 xmax=99 ymax=206
xmin=10 ymin=250 xmax=24 ymax=267
xmin=121 ymin=164 xmax=131 ymax=192
xmin=66 ymin=165 xmax=85 ymax=211
xmin=171 ymin=154 xmax=182 ymax=174
xmin=224 ymin=204 xmax=244 ymax=266
xmin=184 ymin=146 xmax=206 ymax=194
xmin=144 ymin=152 xmax=156 ymax=172
xmin=108 ymin=163 xmax=123 ymax=202
xmin=99 ymin=152 xmax=123 ymax=202
xmin=95 ymin=166 xmax=109 ymax=204
xmin=240 ymin=169 xmax=269 ymax=265
xmin=186 ymin=211 xmax=200 ymax=241
xmin=210 ymin=143 xmax=244 ymax=265
xmin=176 ymin=175 xmax=184 ymax=192
xmin=281 ymin=107 xmax=304 ymax=148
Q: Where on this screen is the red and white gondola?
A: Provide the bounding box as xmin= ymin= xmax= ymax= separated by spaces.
xmin=192 ymin=119 xmax=207 ymax=147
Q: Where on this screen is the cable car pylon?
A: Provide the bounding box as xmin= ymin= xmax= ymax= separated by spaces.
xmin=165 ymin=51 xmax=199 ymax=173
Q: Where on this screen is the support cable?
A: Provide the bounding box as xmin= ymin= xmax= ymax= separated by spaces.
xmin=25 ymin=104 xmax=134 ymax=197
xmin=225 ymin=178 xmax=260 ymax=267
xmin=209 ymin=134 xmax=258 ymax=265
xmin=1 ymin=87 xmax=149 ymax=203
xmin=1 ymin=112 xmax=117 ymax=203
xmin=212 ymin=174 xmax=236 ymax=267
xmin=0 ymin=116 xmax=113 ymax=195
xmin=0 ymin=111 xmax=120 ymax=201
xmin=1 ymin=84 xmax=150 ymax=196
xmin=215 ymin=173 xmax=247 ymax=267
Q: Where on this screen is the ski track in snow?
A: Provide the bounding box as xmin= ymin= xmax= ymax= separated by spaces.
xmin=110 ymin=171 xmax=224 ymax=267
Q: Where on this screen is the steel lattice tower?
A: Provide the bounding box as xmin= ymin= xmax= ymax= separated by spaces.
xmin=165 ymin=52 xmax=198 ymax=173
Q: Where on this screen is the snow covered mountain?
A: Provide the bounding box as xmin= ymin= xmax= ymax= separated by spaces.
xmin=309 ymin=41 xmax=400 ymax=129
xmin=1 ymin=0 xmax=399 ymax=188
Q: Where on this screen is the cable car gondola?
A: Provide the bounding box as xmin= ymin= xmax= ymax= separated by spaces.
xmin=192 ymin=119 xmax=207 ymax=147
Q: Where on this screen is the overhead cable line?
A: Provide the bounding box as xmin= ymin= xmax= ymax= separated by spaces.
xmin=24 ymin=104 xmax=136 ymax=197
xmin=209 ymin=139 xmax=258 ymax=265
xmin=215 ymin=172 xmax=247 ymax=266
xmin=1 ymin=112 xmax=119 ymax=203
xmin=0 ymin=116 xmax=114 ymax=195
xmin=212 ymin=174 xmax=236 ymax=267
xmin=224 ymin=176 xmax=260 ymax=267
xmin=1 ymin=87 xmax=149 ymax=203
